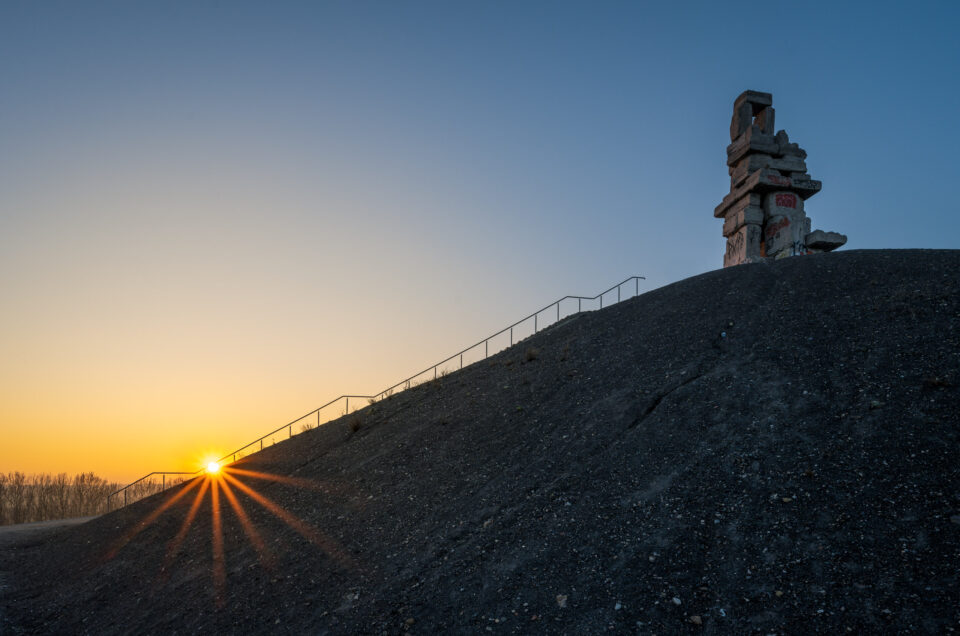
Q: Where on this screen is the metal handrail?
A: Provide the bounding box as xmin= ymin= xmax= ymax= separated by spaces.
xmin=108 ymin=275 xmax=644 ymax=508
xmin=110 ymin=471 xmax=198 ymax=509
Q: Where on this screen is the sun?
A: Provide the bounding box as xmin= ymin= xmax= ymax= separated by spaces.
xmin=206 ymin=461 xmax=221 ymax=475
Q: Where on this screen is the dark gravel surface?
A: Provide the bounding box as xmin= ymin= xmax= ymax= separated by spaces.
xmin=2 ymin=249 xmax=958 ymax=635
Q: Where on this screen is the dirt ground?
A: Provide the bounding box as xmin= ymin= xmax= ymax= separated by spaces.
xmin=0 ymin=518 xmax=97 ymax=549
xmin=1 ymin=250 xmax=958 ymax=635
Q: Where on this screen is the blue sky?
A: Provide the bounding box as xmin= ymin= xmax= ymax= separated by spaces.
xmin=1 ymin=1 xmax=958 ymax=478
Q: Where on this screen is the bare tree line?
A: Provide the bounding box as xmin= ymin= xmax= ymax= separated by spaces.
xmin=0 ymin=471 xmax=132 ymax=525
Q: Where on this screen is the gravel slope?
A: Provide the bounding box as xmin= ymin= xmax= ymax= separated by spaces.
xmin=2 ymin=249 xmax=958 ymax=635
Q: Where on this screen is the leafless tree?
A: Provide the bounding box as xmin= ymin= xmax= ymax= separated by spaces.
xmin=7 ymin=472 xmax=28 ymax=525
xmin=0 ymin=471 xmax=128 ymax=525
xmin=0 ymin=473 xmax=7 ymax=525
xmin=52 ymin=473 xmax=71 ymax=519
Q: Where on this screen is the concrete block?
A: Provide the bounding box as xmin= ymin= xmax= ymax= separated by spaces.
xmin=729 ymin=153 xmax=772 ymax=185
xmin=763 ymin=208 xmax=813 ymax=258
xmin=781 ymin=142 xmax=807 ymax=158
xmin=714 ymin=190 xmax=763 ymax=219
xmin=763 ymin=211 xmax=805 ymax=257
xmin=733 ymin=90 xmax=773 ymax=113
xmin=715 ymin=169 xmax=820 ymax=218
xmin=805 ymin=230 xmax=847 ymax=251
xmin=772 ymin=155 xmax=806 ymax=173
xmin=729 ymin=154 xmax=806 ymax=188
xmin=726 ymin=127 xmax=778 ymax=166
xmin=724 ymin=224 xmax=763 ymax=267
xmin=763 ymin=191 xmax=804 ymax=219
xmin=774 ymin=130 xmax=807 ymax=158
xmin=730 ymin=100 xmax=754 ymax=141
xmin=723 ymin=204 xmax=764 ymax=237
xmin=755 ymin=107 xmax=775 ymax=135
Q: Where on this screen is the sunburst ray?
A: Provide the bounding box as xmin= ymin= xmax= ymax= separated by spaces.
xmin=222 ymin=472 xmax=356 ymax=570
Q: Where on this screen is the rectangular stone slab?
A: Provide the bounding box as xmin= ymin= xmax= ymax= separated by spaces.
xmin=805 ymin=230 xmax=848 ymax=251
xmin=724 ymin=224 xmax=763 ymax=267
xmin=715 ymin=169 xmax=822 ymax=218
xmin=730 ymin=154 xmax=807 ymax=189
xmin=722 ymin=204 xmax=764 ymax=237
xmin=755 ymin=107 xmax=775 ymax=135
xmin=726 ymin=126 xmax=779 ymax=166
xmin=730 ymin=100 xmax=754 ymax=141
xmin=733 ymin=90 xmax=773 ymax=112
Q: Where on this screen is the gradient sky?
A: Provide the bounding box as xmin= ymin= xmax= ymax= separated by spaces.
xmin=2 ymin=1 xmax=958 ymax=482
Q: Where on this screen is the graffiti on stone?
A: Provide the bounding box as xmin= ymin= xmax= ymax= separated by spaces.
xmin=716 ymin=91 xmax=847 ymax=267
xmin=775 ymin=193 xmax=797 ymax=208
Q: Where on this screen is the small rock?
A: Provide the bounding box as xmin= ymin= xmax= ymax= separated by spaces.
xmin=556 ymin=594 xmax=568 ymax=609
xmin=690 ymin=615 xmax=703 ymax=625
xmin=950 ymin=515 xmax=960 ymax=525
xmin=782 ymin=497 xmax=793 ymax=503
xmin=869 ymin=400 xmax=884 ymax=410
xmin=672 ymin=597 xmax=682 ymax=606
xmin=775 ymin=590 xmax=784 ymax=597
xmin=404 ymin=618 xmax=415 ymax=626
xmin=615 ymin=601 xmax=622 ymax=610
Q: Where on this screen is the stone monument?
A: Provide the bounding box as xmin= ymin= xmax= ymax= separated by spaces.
xmin=716 ymin=90 xmax=846 ymax=267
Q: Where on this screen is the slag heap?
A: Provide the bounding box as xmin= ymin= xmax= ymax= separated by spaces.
xmin=716 ymin=90 xmax=847 ymax=267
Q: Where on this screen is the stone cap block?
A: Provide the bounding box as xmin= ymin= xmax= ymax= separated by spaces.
xmin=733 ymin=90 xmax=773 ymax=112
xmin=805 ymin=230 xmax=847 ymax=251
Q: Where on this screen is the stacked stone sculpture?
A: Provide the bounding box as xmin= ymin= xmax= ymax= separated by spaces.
xmin=716 ymin=90 xmax=846 ymax=267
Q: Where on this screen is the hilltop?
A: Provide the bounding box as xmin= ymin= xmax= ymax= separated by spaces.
xmin=1 ymin=249 xmax=958 ymax=634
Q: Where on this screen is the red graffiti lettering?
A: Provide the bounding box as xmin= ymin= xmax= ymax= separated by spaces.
xmin=766 ymin=175 xmax=792 ymax=186
xmin=775 ymin=193 xmax=797 ymax=208
xmin=765 ymin=217 xmax=790 ymax=237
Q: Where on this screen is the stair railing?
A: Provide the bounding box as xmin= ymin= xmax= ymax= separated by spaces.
xmin=107 ymin=275 xmax=644 ymax=509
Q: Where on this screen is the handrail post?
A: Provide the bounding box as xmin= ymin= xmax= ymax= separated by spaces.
xmin=114 ymin=275 xmax=646 ymax=495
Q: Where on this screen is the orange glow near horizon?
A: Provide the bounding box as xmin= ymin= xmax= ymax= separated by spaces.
xmin=0 ymin=318 xmax=479 ymax=483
